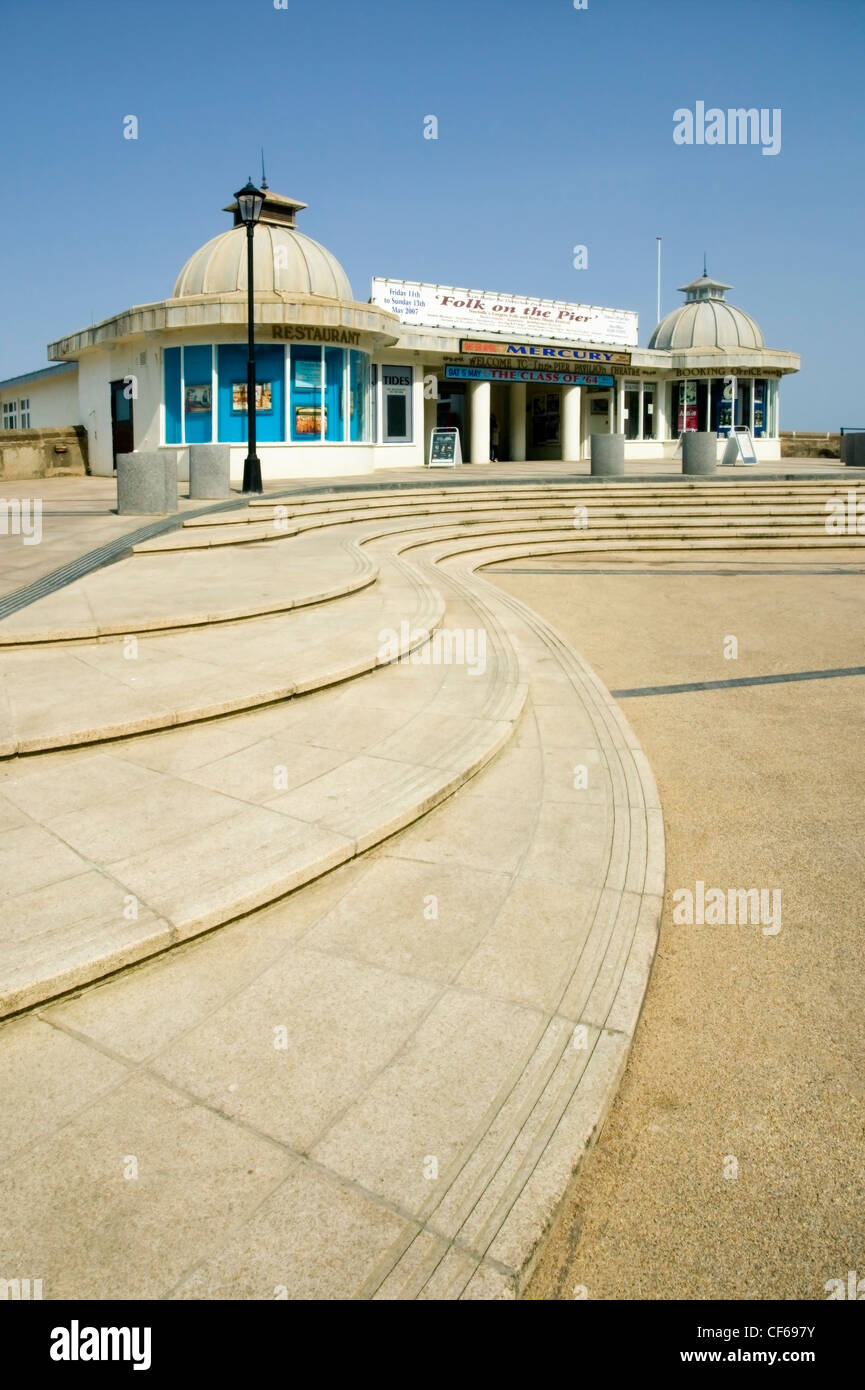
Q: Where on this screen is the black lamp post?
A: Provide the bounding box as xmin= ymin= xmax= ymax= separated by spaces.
xmin=235 ymin=179 xmax=265 ymax=494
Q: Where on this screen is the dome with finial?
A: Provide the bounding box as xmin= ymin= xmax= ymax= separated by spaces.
xmin=172 ymin=187 xmax=354 ymax=301
xmin=648 ymin=262 xmax=764 ymax=350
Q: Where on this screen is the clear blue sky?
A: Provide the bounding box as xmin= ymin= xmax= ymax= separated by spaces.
xmin=1 ymin=0 xmax=862 ymax=428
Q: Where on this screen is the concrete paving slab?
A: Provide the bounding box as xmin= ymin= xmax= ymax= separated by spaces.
xmin=0 ymin=1072 xmax=292 ymax=1300
xmin=0 ymin=473 xmax=672 ymax=1302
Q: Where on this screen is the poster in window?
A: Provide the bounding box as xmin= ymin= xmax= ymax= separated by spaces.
xmin=677 ymin=381 xmax=698 ymax=431
xmin=295 ymin=405 xmax=326 ymax=435
xmin=232 ymin=382 xmax=273 ymax=414
xmin=185 ymin=383 xmax=212 ymax=414
xmin=294 ymin=359 xmax=322 ymax=390
xmin=381 ymin=364 xmax=412 ymax=443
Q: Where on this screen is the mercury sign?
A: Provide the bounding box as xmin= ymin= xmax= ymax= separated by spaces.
xmin=371 ymin=278 xmax=638 ymax=347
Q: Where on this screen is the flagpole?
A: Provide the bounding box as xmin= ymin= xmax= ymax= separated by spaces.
xmin=656 ymin=236 xmax=662 ymax=324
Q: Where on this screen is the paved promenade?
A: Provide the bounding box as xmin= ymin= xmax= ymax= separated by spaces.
xmin=0 ymin=465 xmax=860 ymax=1299
xmin=0 ymin=471 xmax=664 ymax=1299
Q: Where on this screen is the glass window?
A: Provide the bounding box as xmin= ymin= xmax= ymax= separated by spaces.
xmin=183 ymin=345 xmax=213 ymax=444
xmin=19 ymin=398 xmax=30 ymax=428
xmin=642 ymin=384 xmax=655 ymax=439
xmin=350 ymin=351 xmax=370 ymax=442
xmin=218 ymin=344 xmax=284 ymax=443
xmin=3 ymin=401 xmax=18 ymax=429
xmin=711 ymin=377 xmax=744 ymax=435
xmin=624 ymin=382 xmax=640 ymax=440
xmin=291 ymin=346 xmax=323 ymax=441
xmin=325 ymin=347 xmax=344 ymax=442
xmin=380 ymin=362 xmax=411 ymax=443
xmin=164 ymin=347 xmax=182 ymax=444
xmin=753 ymin=379 xmax=766 ymax=437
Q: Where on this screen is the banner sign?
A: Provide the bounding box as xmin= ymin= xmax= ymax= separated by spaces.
xmin=371 ymin=278 xmax=638 ymax=347
xmin=428 ymin=427 xmax=462 ymax=467
xmin=677 ymin=367 xmax=782 ymax=378
xmin=452 ymin=355 xmax=649 ymax=378
xmin=445 ymin=365 xmax=614 ymax=386
xmin=460 ymin=339 xmax=631 ymax=365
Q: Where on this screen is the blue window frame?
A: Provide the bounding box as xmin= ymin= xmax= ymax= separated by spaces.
xmin=291 ymin=346 xmax=323 ymax=441
xmin=217 ymin=345 xmax=284 ymax=442
xmin=325 ymin=348 xmax=344 ymax=442
xmin=183 ymin=345 xmax=213 ymax=443
xmin=164 ymin=347 xmax=182 ymax=443
xmin=350 ymin=350 xmax=371 ymax=441
xmin=164 ymin=342 xmax=372 ymax=446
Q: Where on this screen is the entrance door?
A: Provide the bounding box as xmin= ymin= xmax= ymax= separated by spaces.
xmin=437 ymin=382 xmax=467 ymax=454
xmin=585 ymin=389 xmax=612 ymax=442
xmin=110 ymin=379 xmax=134 ymax=470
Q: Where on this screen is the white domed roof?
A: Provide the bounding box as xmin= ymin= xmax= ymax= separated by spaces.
xmin=172 ymin=187 xmax=353 ymax=301
xmin=648 ymin=272 xmax=764 ymax=350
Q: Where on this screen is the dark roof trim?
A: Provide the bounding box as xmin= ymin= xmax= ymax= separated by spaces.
xmin=0 ymin=362 xmax=78 ymax=391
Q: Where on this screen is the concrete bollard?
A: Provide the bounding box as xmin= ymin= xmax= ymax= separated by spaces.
xmin=590 ymin=432 xmax=625 ymax=477
xmin=188 ymin=444 xmax=231 ymax=499
xmin=682 ymin=431 xmax=717 ymax=476
xmin=116 ymin=452 xmax=179 ymax=514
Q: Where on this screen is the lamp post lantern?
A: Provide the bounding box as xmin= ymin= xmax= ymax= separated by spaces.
xmin=235 ymin=179 xmax=265 ymax=494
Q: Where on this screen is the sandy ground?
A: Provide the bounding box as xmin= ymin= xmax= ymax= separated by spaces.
xmin=488 ymin=551 xmax=865 ymax=1301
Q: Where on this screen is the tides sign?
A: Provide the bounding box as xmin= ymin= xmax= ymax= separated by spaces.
xmin=371 ymin=279 xmax=638 ymax=347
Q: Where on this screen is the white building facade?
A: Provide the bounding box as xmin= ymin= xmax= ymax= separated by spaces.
xmin=0 ymin=189 xmax=800 ymax=480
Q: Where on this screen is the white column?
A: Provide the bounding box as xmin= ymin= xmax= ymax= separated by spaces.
xmin=509 ymin=382 xmax=526 ymax=462
xmin=423 ymin=378 xmax=438 ymax=464
xmin=655 ymin=381 xmax=668 ymax=442
xmin=561 ymin=384 xmax=581 ymax=461
xmin=469 ymin=379 xmax=491 ymax=464
xmin=616 ymin=379 xmax=626 ymax=435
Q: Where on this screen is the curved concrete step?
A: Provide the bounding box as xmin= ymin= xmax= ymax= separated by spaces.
xmin=0 ymin=554 xmax=445 ymax=756
xmin=0 ymin=521 xmax=662 ymax=1301
xmin=0 ymin=533 xmax=376 ymax=646
xmin=133 ymin=480 xmax=865 ymax=554
xmin=0 ymin=571 xmax=525 ymax=1017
